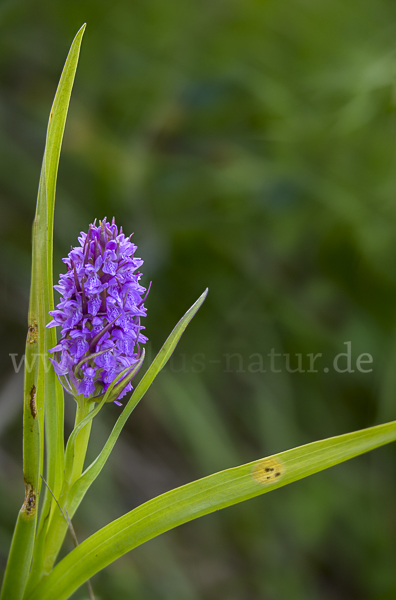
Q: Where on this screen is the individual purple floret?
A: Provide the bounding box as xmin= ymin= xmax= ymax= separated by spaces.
xmin=47 ymin=217 xmax=149 ymax=402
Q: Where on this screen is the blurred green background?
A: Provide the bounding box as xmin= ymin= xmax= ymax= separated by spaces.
xmin=1 ymin=1 xmax=396 ymax=598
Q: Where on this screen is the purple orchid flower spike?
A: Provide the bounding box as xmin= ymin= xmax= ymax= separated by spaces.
xmin=47 ymin=217 xmax=149 ymax=403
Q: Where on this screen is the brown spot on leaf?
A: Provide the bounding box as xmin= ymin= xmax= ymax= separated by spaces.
xmin=29 ymin=385 xmax=37 ymax=419
xmin=252 ymin=458 xmax=285 ymax=485
xmin=22 ymin=482 xmax=36 ymax=517
xmin=28 ymin=320 xmax=38 ymax=344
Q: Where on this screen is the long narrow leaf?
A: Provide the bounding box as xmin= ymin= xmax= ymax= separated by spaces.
xmin=27 ymin=419 xmax=396 ymax=600
xmin=0 ymin=358 xmax=39 ymax=600
xmin=66 ymin=289 xmax=208 ymax=518
xmin=0 ymin=260 xmax=42 ymax=600
xmin=64 ymin=351 xmax=145 ymax=488
xmin=0 ymin=26 xmax=86 ymax=600
xmin=21 ymin=24 xmax=86 ymax=596
xmin=42 ymin=20 xmax=86 ymax=512
xmin=34 ymin=290 xmax=207 ymax=580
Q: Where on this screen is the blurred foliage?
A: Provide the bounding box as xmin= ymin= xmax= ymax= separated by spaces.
xmin=1 ymin=0 xmax=396 ymax=598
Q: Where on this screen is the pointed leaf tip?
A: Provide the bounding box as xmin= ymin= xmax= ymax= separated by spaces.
xmin=197 ymin=287 xmax=209 ymax=304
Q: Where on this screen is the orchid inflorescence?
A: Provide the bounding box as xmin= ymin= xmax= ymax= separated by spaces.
xmin=47 ymin=217 xmax=149 ymax=403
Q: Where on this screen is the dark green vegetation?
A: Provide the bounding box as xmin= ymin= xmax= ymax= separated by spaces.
xmin=1 ymin=1 xmax=396 ymax=598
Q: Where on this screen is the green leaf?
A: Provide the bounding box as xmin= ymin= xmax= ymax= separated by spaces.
xmin=67 ymin=288 xmax=208 ymax=519
xmin=40 ymin=20 xmax=87 ymax=510
xmin=30 ymin=23 xmax=86 ymax=584
xmin=63 ymin=351 xmax=146 ymax=489
xmin=36 ymin=290 xmax=208 ymax=579
xmin=26 ymin=419 xmax=396 ymax=600
xmin=0 ymin=25 xmax=86 ymax=600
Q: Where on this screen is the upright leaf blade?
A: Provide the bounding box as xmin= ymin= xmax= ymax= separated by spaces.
xmin=37 ymin=290 xmax=207 ymax=578
xmin=27 ymin=22 xmax=86 ymax=593
xmin=67 ymin=289 xmax=208 ymax=516
xmin=41 ymin=20 xmax=87 ymax=510
xmin=0 ymin=25 xmax=86 ymax=600
xmin=27 ymin=419 xmax=396 ymax=600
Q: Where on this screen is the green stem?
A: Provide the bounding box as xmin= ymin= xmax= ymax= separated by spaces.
xmin=70 ymin=398 xmax=94 ymax=485
xmin=24 ymin=398 xmax=93 ymax=595
xmin=42 ymin=398 xmax=93 ymax=576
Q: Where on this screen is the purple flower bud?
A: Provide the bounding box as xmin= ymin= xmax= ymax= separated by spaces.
xmin=47 ymin=217 xmax=148 ymax=401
